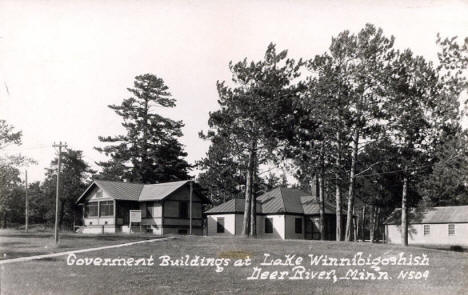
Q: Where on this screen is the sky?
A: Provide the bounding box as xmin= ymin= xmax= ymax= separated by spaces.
xmin=1 ymin=0 xmax=467 ymax=183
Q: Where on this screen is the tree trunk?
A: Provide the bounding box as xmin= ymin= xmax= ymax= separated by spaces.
xmin=345 ymin=129 xmax=359 ymax=241
xmin=355 ymin=207 xmax=360 ymax=241
xmin=401 ymin=174 xmax=408 ymax=246
xmin=361 ymin=205 xmax=366 ymax=241
xmin=241 ymin=172 xmax=251 ymax=237
xmin=375 ymin=207 xmax=381 ymax=242
xmin=242 ymin=139 xmax=256 ymax=237
xmin=249 ymin=147 xmax=257 ymax=237
xmin=318 ymin=172 xmax=325 ymax=241
xmin=369 ymin=205 xmax=375 ymax=243
xmin=352 ymin=207 xmax=358 ymax=242
xmin=2 ymin=213 xmax=6 ymax=229
xmin=335 ymin=180 xmax=342 ymax=241
xmin=335 ymin=131 xmax=342 ymax=241
xmin=59 ymin=199 xmax=65 ymax=230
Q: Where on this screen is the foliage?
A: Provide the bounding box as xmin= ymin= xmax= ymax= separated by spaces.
xmin=201 ymin=43 xmax=304 ymax=236
xmin=96 ymin=73 xmax=190 ymax=183
xmin=41 ymin=148 xmax=95 ymax=228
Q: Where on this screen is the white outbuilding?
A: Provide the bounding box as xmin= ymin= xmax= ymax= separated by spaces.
xmin=384 ymin=205 xmax=468 ymax=246
xmin=205 ymin=187 xmax=345 ymax=240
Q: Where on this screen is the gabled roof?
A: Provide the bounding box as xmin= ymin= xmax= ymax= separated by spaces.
xmin=95 ymin=180 xmax=144 ymax=201
xmin=140 ymin=180 xmax=189 ymax=201
xmin=384 ymin=205 xmax=468 ymax=225
xmin=205 ymin=187 xmax=339 ymax=215
xmin=300 ymin=196 xmax=336 ymax=215
xmin=204 ymin=198 xmax=246 ymax=214
xmin=76 ymin=180 xmax=206 ymax=204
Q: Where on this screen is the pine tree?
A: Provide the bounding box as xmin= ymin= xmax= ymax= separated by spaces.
xmin=202 ymin=44 xmax=304 ymax=237
xmin=95 ymin=74 xmax=190 ymax=183
xmin=42 ymin=148 xmax=94 ymax=229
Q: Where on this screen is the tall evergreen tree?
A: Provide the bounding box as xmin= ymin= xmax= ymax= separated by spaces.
xmin=202 ymin=44 xmax=304 ymax=237
xmin=0 ymin=120 xmax=27 ymax=228
xmin=95 ymin=74 xmax=190 ymax=183
xmin=42 ymin=148 xmax=94 ymax=229
xmin=196 ymin=134 xmax=245 ymax=204
xmin=385 ymin=44 xmax=464 ymax=246
xmin=290 ymin=24 xmax=394 ymax=241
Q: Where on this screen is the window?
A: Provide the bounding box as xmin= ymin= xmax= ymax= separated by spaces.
xmin=295 ymin=218 xmax=303 ymax=234
xmin=100 ymin=201 xmax=114 ymax=217
xmin=179 ymin=202 xmax=188 ymax=218
xmin=85 ymin=202 xmax=98 ymax=217
xmin=448 ymin=224 xmax=455 ymax=236
xmin=265 ymin=218 xmax=273 ymax=234
xmin=146 ymin=203 xmax=153 ymax=218
xmin=217 ymin=217 xmax=225 ymax=233
xmin=424 ymin=224 xmax=430 ymax=235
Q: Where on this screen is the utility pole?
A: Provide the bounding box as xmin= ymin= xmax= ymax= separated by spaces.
xmin=53 ymin=141 xmax=67 ymax=244
xmin=189 ymin=180 xmax=193 ymax=235
xmin=25 ymin=170 xmax=28 ymax=233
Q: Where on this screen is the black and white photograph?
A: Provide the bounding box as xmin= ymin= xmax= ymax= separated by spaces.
xmin=0 ymin=0 xmax=467 ymax=294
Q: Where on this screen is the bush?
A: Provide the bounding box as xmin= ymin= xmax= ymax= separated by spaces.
xmin=450 ymin=245 xmax=464 ymax=252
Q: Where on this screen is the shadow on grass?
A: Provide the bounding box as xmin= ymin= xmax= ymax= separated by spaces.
xmin=0 ymin=241 xmax=28 ymax=247
xmin=0 ymin=250 xmax=50 ymax=259
xmin=38 ymin=257 xmax=59 ymax=262
xmin=418 ymin=244 xmax=467 ymax=253
xmin=0 ymin=233 xmax=54 ymax=239
xmin=63 ymin=234 xmax=158 ymax=241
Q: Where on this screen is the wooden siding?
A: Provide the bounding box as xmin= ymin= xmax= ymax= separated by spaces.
xmin=386 ymin=223 xmax=468 ymax=245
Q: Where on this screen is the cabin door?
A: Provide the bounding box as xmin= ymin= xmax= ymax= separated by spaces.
xmin=305 ymin=217 xmax=321 ymax=240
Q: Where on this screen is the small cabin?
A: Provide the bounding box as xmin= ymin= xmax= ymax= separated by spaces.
xmin=384 ymin=205 xmax=468 ymax=246
xmin=76 ymin=180 xmax=210 ymax=235
xmin=204 ymin=187 xmax=346 ymax=240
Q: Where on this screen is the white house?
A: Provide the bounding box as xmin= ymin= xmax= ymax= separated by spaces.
xmin=76 ymin=180 xmax=210 ymax=235
xmin=384 ymin=205 xmax=468 ymax=246
xmin=205 ymin=187 xmax=345 ymax=240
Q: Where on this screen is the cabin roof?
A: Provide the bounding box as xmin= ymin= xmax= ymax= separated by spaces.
xmin=384 ymin=205 xmax=468 ymax=224
xmin=205 ymin=187 xmax=338 ymax=215
xmin=76 ymin=180 xmax=208 ymax=204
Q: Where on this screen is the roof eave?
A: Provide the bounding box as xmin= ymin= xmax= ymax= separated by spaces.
xmin=75 ymin=182 xmax=97 ymax=204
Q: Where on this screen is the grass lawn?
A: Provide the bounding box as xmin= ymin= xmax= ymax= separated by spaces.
xmin=1 ymin=231 xmax=468 ymax=295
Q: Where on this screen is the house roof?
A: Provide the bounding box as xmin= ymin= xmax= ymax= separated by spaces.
xmin=76 ymin=180 xmax=208 ymax=204
xmin=384 ymin=205 xmax=468 ymax=225
xmin=205 ymin=187 xmax=339 ymax=215
xmin=300 ymin=196 xmax=336 ymax=215
xmin=95 ymin=180 xmax=144 ymax=201
xmin=204 ymin=198 xmax=246 ymax=214
xmin=139 ymin=180 xmax=189 ymax=201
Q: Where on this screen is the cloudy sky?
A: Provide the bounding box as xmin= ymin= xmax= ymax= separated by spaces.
xmin=1 ymin=0 xmax=467 ymax=183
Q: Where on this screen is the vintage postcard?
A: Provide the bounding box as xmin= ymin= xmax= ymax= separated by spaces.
xmin=0 ymin=0 xmax=467 ymax=294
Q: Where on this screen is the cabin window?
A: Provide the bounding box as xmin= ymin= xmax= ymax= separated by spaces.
xmin=216 ymin=217 xmax=225 ymax=233
xmin=295 ymin=218 xmax=303 ymax=234
xmin=100 ymin=201 xmax=114 ymax=217
xmin=265 ymin=218 xmax=273 ymax=234
xmin=448 ymin=224 xmax=455 ymax=236
xmin=423 ymin=224 xmax=430 ymax=235
xmin=85 ymin=202 xmax=98 ymax=217
xmin=146 ymin=203 xmax=153 ymax=218
xmin=179 ymin=202 xmax=188 ymax=218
